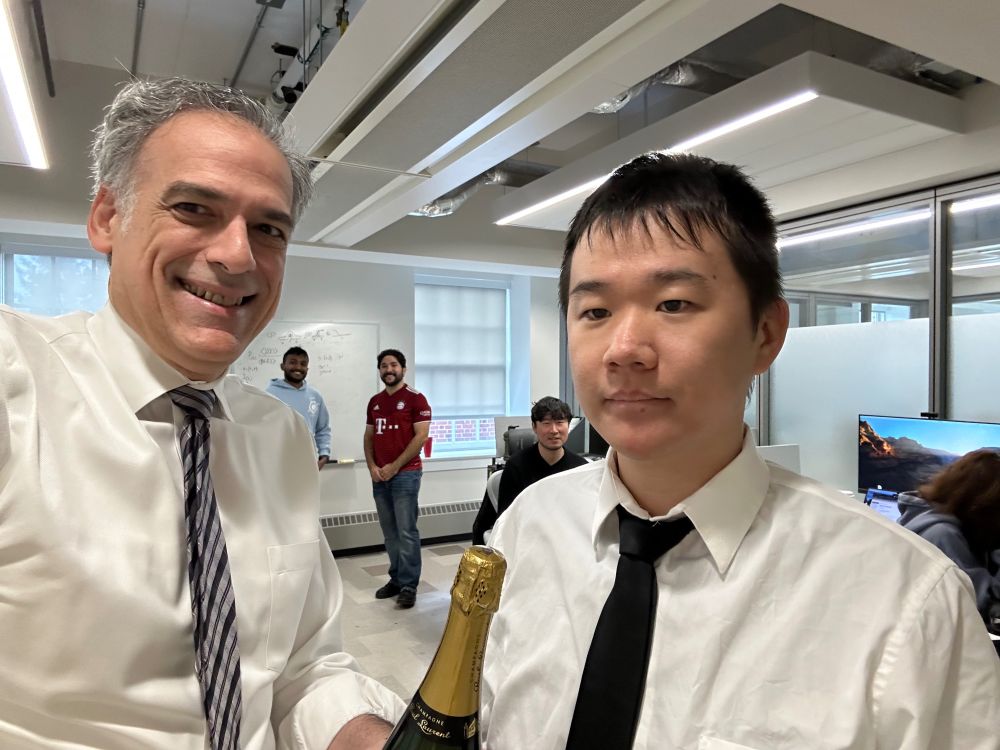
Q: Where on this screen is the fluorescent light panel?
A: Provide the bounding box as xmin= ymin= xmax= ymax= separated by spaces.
xmin=495 ymin=174 xmax=608 ymax=227
xmin=0 ymin=0 xmax=47 ymax=169
xmin=777 ymin=209 xmax=932 ymax=250
xmin=950 ymin=192 xmax=1000 ymax=215
xmin=496 ymin=90 xmax=818 ymax=227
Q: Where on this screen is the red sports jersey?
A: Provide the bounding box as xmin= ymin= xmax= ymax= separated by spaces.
xmin=366 ymin=385 xmax=432 ymax=472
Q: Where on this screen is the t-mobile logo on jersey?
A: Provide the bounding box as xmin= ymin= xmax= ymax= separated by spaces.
xmin=375 ymin=417 xmax=388 ymax=435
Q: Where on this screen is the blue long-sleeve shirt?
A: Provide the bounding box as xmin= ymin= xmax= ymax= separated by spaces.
xmin=265 ymin=378 xmax=331 ymax=458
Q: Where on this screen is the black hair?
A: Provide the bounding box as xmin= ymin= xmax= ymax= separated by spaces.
xmin=531 ymin=396 xmax=573 ymax=424
xmin=377 ymin=348 xmax=407 ymax=368
xmin=282 ymin=346 xmax=308 ymax=361
xmin=560 ymin=152 xmax=782 ymax=327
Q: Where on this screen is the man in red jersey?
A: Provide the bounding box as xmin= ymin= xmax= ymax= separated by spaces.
xmin=364 ymin=349 xmax=432 ymax=609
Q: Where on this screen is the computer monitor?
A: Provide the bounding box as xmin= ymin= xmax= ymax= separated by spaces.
xmin=864 ymin=488 xmax=901 ymax=523
xmin=493 ymin=416 xmax=532 ymax=457
xmin=858 ymin=414 xmax=1000 ymax=494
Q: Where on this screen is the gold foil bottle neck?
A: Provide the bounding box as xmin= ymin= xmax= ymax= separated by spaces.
xmin=451 ymin=546 xmax=506 ymax=616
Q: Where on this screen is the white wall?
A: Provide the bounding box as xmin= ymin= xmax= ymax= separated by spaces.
xmin=276 ymin=254 xmax=561 ymax=516
xmin=530 ymin=277 xmax=560 ymax=401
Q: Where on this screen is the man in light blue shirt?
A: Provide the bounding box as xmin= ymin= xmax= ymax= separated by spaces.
xmin=266 ymin=346 xmax=332 ymax=468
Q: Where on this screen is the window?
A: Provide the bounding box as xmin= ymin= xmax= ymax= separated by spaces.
xmin=414 ymin=279 xmax=508 ymax=456
xmin=1 ymin=245 xmax=109 ymax=316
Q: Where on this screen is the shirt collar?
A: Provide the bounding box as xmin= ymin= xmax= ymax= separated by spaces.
xmin=593 ymin=428 xmax=769 ymax=574
xmin=88 ymin=304 xmax=234 ymax=420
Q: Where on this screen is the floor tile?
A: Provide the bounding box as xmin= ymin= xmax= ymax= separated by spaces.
xmin=338 ymin=542 xmax=470 ymax=699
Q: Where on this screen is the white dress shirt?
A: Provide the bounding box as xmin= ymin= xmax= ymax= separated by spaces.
xmin=481 ymin=431 xmax=1000 ymax=749
xmin=0 ymin=304 xmax=404 ymax=749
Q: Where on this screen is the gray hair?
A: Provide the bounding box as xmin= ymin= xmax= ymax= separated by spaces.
xmin=90 ymin=77 xmax=314 ymax=226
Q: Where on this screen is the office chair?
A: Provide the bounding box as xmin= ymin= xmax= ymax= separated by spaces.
xmin=503 ymin=427 xmax=536 ymax=459
xmin=486 ymin=469 xmax=503 ymax=513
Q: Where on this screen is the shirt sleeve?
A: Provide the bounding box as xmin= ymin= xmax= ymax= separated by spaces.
xmin=497 ymin=461 xmax=526 ymax=517
xmin=413 ymin=392 xmax=432 ymax=423
xmin=365 ymin=396 xmax=375 ymax=427
xmin=314 ymin=395 xmax=331 ymax=458
xmin=272 ymin=530 xmax=406 ymax=748
xmin=873 ymin=564 xmax=1000 ymax=749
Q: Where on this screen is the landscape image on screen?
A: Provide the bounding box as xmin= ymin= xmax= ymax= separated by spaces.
xmin=858 ymin=415 xmax=1000 ymax=493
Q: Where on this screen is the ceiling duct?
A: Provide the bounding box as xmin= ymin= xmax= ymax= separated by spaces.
xmin=409 ymin=160 xmax=553 ymax=218
xmin=864 ymin=46 xmax=977 ymax=93
xmin=259 ymin=1 xmax=365 ymax=117
xmin=591 ymin=58 xmax=749 ymax=114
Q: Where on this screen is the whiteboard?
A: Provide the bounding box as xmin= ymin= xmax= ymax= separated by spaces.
xmin=232 ymin=320 xmax=381 ymax=460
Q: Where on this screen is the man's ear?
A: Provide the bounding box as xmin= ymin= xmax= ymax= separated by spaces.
xmin=752 ymin=298 xmax=789 ymax=375
xmin=87 ymin=186 xmax=118 ymax=256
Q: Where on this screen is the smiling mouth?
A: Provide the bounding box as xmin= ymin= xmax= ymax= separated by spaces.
xmin=181 ymin=281 xmax=251 ymax=308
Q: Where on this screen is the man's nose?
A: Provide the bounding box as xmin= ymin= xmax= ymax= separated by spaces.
xmin=206 ymin=217 xmax=256 ymax=275
xmin=603 ymin=309 xmax=657 ymax=370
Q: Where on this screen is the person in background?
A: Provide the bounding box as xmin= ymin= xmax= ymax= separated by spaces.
xmin=480 ymin=151 xmax=1000 ymax=749
xmin=498 ymin=396 xmax=587 ymax=515
xmin=899 ymin=449 xmax=1000 ymax=630
xmin=0 ymin=78 xmax=402 ymax=748
xmin=472 ymin=397 xmax=587 ymax=544
xmin=364 ymin=349 xmax=432 ymax=609
xmin=266 ymin=345 xmax=332 ymax=469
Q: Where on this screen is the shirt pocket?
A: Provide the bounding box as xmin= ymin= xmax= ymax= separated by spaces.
xmin=699 ymin=739 xmax=762 ymax=750
xmin=266 ymin=540 xmax=319 ymax=672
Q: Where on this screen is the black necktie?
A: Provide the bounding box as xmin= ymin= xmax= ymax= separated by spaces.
xmin=170 ymin=386 xmax=243 ymax=750
xmin=566 ymin=506 xmax=695 ymax=750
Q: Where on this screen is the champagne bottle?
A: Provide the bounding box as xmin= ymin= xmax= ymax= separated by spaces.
xmin=384 ymin=546 xmax=506 ymax=749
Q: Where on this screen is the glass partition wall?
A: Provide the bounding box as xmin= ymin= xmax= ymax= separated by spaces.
xmin=944 ymin=184 xmax=1000 ymax=423
xmin=769 ymin=200 xmax=933 ymax=489
xmin=755 ymin=175 xmax=1000 ymax=491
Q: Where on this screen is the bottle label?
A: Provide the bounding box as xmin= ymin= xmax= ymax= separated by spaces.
xmin=403 ymin=693 xmax=478 ymax=746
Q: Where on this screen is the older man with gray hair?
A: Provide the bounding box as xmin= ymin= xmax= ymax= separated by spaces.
xmin=0 ymin=79 xmax=403 ymax=748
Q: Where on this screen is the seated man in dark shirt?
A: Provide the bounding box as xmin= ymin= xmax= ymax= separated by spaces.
xmin=497 ymin=397 xmax=588 ymax=516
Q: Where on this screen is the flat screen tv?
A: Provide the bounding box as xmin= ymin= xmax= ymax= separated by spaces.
xmin=858 ymin=414 xmax=1000 ymax=494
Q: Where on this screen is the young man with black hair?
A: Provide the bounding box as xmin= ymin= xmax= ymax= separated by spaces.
xmin=472 ymin=397 xmax=588 ymax=544
xmin=497 ymin=396 xmax=587 ymax=516
xmin=266 ymin=346 xmax=332 ymax=469
xmin=480 ymin=152 xmax=1000 ymax=749
xmin=364 ymin=349 xmax=432 ymax=609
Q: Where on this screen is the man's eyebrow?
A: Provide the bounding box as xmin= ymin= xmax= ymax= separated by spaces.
xmin=650 ymin=268 xmax=710 ymax=286
xmin=568 ymin=279 xmax=606 ymax=298
xmin=160 ymin=181 xmax=293 ymax=228
xmin=160 ymin=181 xmax=226 ymax=205
xmin=569 ymin=268 xmax=710 ymax=298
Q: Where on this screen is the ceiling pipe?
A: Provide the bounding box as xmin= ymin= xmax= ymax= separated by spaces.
xmin=263 ymin=17 xmax=332 ymax=116
xmin=130 ymin=0 xmax=145 ymax=76
xmin=29 ymin=0 xmax=54 ymax=96
xmin=231 ymin=4 xmax=269 ymax=89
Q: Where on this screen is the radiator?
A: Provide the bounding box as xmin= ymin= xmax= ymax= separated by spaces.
xmin=322 ymin=499 xmax=481 ymax=552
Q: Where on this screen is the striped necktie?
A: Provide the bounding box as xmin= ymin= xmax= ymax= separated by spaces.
xmin=170 ymin=385 xmax=242 ymax=750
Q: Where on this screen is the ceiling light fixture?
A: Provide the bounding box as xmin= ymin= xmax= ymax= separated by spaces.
xmin=950 ymin=192 xmax=1000 ymax=215
xmin=667 ymin=90 xmax=818 ymax=153
xmin=777 ymin=209 xmax=932 ymax=250
xmin=496 ymin=90 xmax=819 ymax=227
xmin=0 ymin=0 xmax=47 ymax=169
